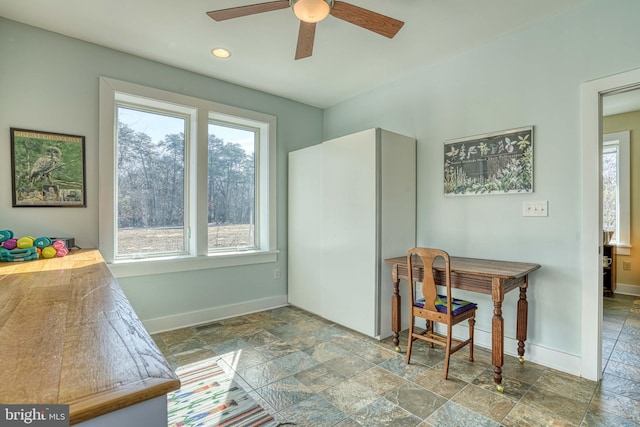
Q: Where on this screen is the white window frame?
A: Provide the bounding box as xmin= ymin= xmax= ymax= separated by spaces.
xmin=603 ymin=131 xmax=631 ymax=255
xmin=99 ymin=77 xmax=277 ymax=277
xmin=115 ymin=99 xmax=196 ymax=259
xmin=207 ymin=114 xmax=268 ymax=254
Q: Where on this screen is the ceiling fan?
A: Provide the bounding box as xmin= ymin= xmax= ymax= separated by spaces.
xmin=207 ymin=0 xmax=404 ymax=60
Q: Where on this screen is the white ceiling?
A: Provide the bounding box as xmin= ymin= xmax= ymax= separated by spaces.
xmin=1 ymin=0 xmax=588 ymax=108
xmin=603 ymin=88 xmax=640 ymax=116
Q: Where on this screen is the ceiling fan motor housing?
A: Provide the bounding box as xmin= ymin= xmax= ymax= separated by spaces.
xmin=290 ymin=0 xmax=335 ymax=23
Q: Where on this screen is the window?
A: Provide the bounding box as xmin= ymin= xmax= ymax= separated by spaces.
xmin=116 ymin=105 xmax=190 ymax=257
xmin=99 ymin=77 xmax=277 ymax=277
xmin=207 ymin=121 xmax=256 ymax=252
xmin=603 ymin=131 xmax=631 ymax=255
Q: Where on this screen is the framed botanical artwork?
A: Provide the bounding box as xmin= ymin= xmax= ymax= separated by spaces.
xmin=444 ymin=126 xmax=533 ymax=196
xmin=10 ymin=128 xmax=86 ymax=207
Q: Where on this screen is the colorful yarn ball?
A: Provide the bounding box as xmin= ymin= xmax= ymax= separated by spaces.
xmin=17 ymin=237 xmax=34 ymax=249
xmin=42 ymin=246 xmax=57 ymax=259
xmin=3 ymin=239 xmax=17 ymax=250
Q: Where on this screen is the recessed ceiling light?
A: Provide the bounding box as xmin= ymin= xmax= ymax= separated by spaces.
xmin=211 ymin=48 xmax=231 ymax=59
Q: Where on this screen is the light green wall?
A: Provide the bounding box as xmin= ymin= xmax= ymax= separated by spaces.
xmin=4 ymin=0 xmax=640 ymax=362
xmin=604 ymin=109 xmax=640 ymax=290
xmin=0 ymin=18 xmax=324 ymax=323
xmin=323 ymin=0 xmax=640 ymax=357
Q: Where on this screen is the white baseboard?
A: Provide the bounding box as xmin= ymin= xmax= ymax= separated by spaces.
xmin=142 ymin=295 xmax=289 ymax=334
xmin=425 ymin=324 xmax=581 ymax=378
xmin=383 ymin=320 xmax=582 ymax=377
xmin=614 ymin=283 xmax=640 ymax=296
xmin=472 ymin=328 xmax=582 ymax=377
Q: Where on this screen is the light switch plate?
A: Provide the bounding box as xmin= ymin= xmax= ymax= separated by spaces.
xmin=523 ymin=201 xmax=548 ymax=217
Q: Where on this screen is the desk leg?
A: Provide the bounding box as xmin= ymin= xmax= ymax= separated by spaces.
xmin=491 ymin=277 xmax=505 ymax=391
xmin=391 ymin=265 xmax=401 ymax=351
xmin=516 ymin=276 xmax=529 ymax=364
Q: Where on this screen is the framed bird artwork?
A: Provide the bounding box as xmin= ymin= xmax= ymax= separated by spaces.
xmin=10 ymin=128 xmax=86 ymax=207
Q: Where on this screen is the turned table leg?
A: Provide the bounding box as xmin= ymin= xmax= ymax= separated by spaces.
xmin=492 ymin=277 xmax=505 ymax=391
xmin=516 ymin=276 xmax=529 ymax=364
xmin=392 ymin=264 xmax=401 ymax=351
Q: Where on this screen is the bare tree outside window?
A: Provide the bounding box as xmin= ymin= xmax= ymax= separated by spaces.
xmin=116 ymin=106 xmax=186 ymax=256
xmin=207 ymin=123 xmax=256 ymax=250
xmin=602 ymin=146 xmax=617 ymax=240
xmin=115 ymin=108 xmax=259 ymax=255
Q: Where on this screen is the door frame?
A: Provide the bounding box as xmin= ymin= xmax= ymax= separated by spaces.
xmin=581 ymin=67 xmax=640 ymax=381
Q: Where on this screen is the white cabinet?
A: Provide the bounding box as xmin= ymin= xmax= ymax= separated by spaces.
xmin=288 ymin=128 xmax=416 ymax=339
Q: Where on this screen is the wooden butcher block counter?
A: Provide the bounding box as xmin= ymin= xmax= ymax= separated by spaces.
xmin=0 ymin=249 xmax=180 ymax=425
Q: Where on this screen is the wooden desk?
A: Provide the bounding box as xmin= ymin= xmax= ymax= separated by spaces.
xmin=0 ymin=249 xmax=180 ymax=425
xmin=384 ymin=256 xmax=540 ymax=388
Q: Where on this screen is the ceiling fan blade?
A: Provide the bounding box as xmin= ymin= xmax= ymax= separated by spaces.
xmin=207 ymin=1 xmax=289 ymax=21
xmin=295 ymin=21 xmax=316 ymax=60
xmin=330 ymin=1 xmax=404 ymax=38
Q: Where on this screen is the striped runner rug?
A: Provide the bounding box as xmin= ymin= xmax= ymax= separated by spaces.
xmin=168 ymin=359 xmax=275 ymax=427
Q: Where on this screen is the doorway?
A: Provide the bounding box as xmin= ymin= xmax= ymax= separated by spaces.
xmin=581 ymin=68 xmax=640 ymax=381
xmin=601 ymin=91 xmax=639 ymax=373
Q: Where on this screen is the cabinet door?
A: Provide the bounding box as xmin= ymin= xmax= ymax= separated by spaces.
xmin=322 ymin=129 xmax=378 ymax=337
xmin=288 ymin=145 xmax=323 ymax=314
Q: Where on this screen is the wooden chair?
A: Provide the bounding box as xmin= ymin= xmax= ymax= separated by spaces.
xmin=405 ymin=247 xmax=477 ymax=379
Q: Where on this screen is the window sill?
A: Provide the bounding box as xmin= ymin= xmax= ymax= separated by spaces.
xmin=106 ymin=250 xmax=279 ymax=278
xmin=614 ymin=243 xmax=631 ymax=256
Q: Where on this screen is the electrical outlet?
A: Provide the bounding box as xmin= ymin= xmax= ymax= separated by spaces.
xmin=273 ymin=268 xmax=281 ymax=279
xmin=523 ymin=201 xmax=548 ymax=217
xmin=623 ymin=261 xmax=631 ymax=270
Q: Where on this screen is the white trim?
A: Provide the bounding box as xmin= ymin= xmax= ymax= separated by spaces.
xmin=614 ymin=283 xmax=640 ymax=297
xmin=581 ymin=67 xmax=640 ymax=381
xmin=98 ymin=78 xmax=117 ymax=261
xmin=616 ymin=244 xmax=631 ymax=257
xmin=107 ymin=249 xmax=278 ymax=278
xmin=142 ymin=295 xmax=288 ymax=334
xmin=448 ymin=326 xmax=581 ymax=377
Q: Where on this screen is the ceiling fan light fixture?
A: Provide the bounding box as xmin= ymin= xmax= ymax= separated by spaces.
xmin=290 ymin=0 xmax=333 ymax=23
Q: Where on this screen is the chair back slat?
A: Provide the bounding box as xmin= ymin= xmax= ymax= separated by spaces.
xmin=407 ymin=247 xmax=452 ymax=316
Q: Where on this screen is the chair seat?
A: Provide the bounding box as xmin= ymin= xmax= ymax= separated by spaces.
xmin=414 ymin=295 xmax=477 ymax=316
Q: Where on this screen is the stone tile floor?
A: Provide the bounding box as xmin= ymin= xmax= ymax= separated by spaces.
xmin=154 ymin=294 xmax=640 ymax=426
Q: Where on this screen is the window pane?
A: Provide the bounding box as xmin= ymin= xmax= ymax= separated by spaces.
xmin=602 ymin=146 xmax=617 ymax=240
xmin=116 ymin=106 xmax=186 ymax=256
xmin=207 ymin=123 xmax=256 ymax=250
